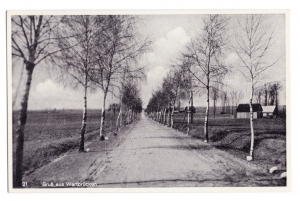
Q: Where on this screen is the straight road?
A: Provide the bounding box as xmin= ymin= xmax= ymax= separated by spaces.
xmin=24 ymin=111 xmax=283 ymax=187
xmin=84 ymin=112 xmax=280 ymax=187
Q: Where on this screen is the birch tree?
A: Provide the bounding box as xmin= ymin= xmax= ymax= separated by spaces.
xmin=164 ymin=69 xmax=184 ymax=128
xmin=11 ymin=15 xmax=62 ymax=188
xmin=235 ymin=90 xmax=244 ymax=107
xmin=254 ymin=88 xmax=263 ymax=104
xmin=183 ymin=14 xmax=229 ymax=141
xmin=90 ymin=15 xmax=150 ymax=140
xmin=161 ymin=71 xmax=178 ymax=127
xmin=179 ymin=59 xmax=197 ymax=125
xmin=229 ymin=90 xmax=237 ymax=115
xmin=220 ymin=90 xmax=229 ymax=113
xmin=52 ymin=15 xmax=100 ymax=152
xmin=121 ymin=81 xmax=143 ymax=122
xmin=233 ymin=14 xmax=281 ymax=160
xmin=210 ymin=86 xmax=219 ymax=118
xmin=116 ymin=65 xmax=146 ymax=130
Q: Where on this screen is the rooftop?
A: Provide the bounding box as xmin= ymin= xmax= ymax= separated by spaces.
xmin=236 ymin=104 xmax=263 ymax=112
xmin=262 ymin=105 xmax=276 ymax=113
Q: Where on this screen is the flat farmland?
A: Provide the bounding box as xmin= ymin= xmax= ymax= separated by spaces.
xmin=13 ymin=110 xmax=101 ymax=142
xmin=12 ymin=109 xmax=122 ymax=177
xmin=173 ymin=112 xmax=286 ymax=131
xmin=170 ymin=111 xmax=286 ymax=170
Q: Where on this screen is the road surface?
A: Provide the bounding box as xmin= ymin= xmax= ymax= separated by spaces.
xmin=24 ymin=112 xmax=283 ymax=187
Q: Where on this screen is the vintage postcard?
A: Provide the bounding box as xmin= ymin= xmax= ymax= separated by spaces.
xmin=7 ymin=10 xmax=290 ymax=192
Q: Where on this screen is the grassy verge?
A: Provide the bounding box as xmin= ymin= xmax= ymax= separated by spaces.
xmin=171 ymin=113 xmax=286 ymax=170
xmin=12 ymin=109 xmax=132 ymax=178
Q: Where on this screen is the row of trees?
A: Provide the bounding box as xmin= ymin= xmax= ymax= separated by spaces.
xmin=146 ymin=14 xmax=282 ymax=161
xmin=210 ymin=85 xmax=244 ymax=116
xmin=146 ymin=67 xmax=188 ymax=128
xmin=12 ymin=15 xmax=149 ymax=187
xmin=254 ymin=82 xmax=282 ymax=107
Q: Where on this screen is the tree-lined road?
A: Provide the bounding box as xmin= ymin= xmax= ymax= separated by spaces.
xmin=24 ymin=112 xmax=284 ymax=187
xmin=84 ymin=112 xmax=281 ymax=187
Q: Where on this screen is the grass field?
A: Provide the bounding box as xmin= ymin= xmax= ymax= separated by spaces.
xmin=161 ymin=106 xmax=287 ymax=170
xmin=12 ymin=109 xmax=126 ymax=177
xmin=13 ymin=106 xmax=287 ymax=179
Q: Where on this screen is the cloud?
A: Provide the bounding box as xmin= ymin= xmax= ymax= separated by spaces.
xmin=28 ymin=79 xmax=104 ymax=110
xmin=141 ymin=27 xmax=191 ymax=105
xmin=166 ymin=27 xmax=191 ymax=45
xmin=141 ymin=66 xmax=170 ymax=105
xmin=225 ymin=52 xmax=239 ymax=65
xmin=153 ymin=27 xmax=190 ymax=65
xmin=36 ymin=79 xmax=65 ymax=98
xmin=147 ymin=65 xmax=170 ymax=89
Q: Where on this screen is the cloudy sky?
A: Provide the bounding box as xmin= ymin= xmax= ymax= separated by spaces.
xmin=11 ymin=14 xmax=286 ymax=110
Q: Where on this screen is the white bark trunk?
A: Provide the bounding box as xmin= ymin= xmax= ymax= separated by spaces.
xmin=171 ymin=105 xmax=175 ymax=128
xmin=187 ymin=103 xmax=190 ymax=135
xmin=191 ymin=91 xmax=193 ymax=124
xmin=204 ymin=86 xmax=209 ymax=141
xmin=116 ymin=109 xmax=121 ymax=131
xmin=249 ymin=79 xmax=255 ymax=159
xmin=100 ymin=91 xmax=108 ymax=140
xmin=164 ymin=109 xmax=166 ymax=125
xmin=79 ymin=82 xmax=87 ymax=152
xmin=168 ymin=106 xmax=171 ymax=127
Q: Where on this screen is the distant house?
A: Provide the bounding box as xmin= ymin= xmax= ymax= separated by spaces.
xmin=262 ymin=106 xmax=277 ymax=118
xmin=236 ymin=104 xmax=263 ymax=119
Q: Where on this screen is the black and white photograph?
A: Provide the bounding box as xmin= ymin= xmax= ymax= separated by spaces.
xmin=7 ymin=10 xmax=289 ymax=192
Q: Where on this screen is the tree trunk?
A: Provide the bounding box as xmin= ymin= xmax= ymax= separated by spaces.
xmin=164 ymin=108 xmax=167 ymax=125
xmin=264 ymin=84 xmax=268 ymax=106
xmin=118 ymin=71 xmax=125 ymax=130
xmin=213 ymin=98 xmax=216 ymax=118
xmin=165 ymin=109 xmax=168 ymax=125
xmin=125 ymin=110 xmax=128 ymax=125
xmin=100 ymin=91 xmax=108 ymax=141
xmin=128 ymin=108 xmax=131 ymax=123
xmin=128 ymin=109 xmax=130 ymax=124
xmin=187 ymin=103 xmax=190 ymax=135
xmin=204 ymin=86 xmax=209 ymax=141
xmin=119 ymin=102 xmax=123 ymax=127
xmin=14 ymin=64 xmax=34 ymax=188
xmin=169 ymin=105 xmax=172 ymax=127
xmin=163 ymin=108 xmax=166 ymax=125
xmin=190 ymin=90 xmax=194 ymax=124
xmin=171 ymin=105 xmax=175 ymax=128
xmin=167 ymin=106 xmax=170 ymax=127
xmin=116 ymin=109 xmax=121 ymax=131
xmin=78 ymin=82 xmax=87 ymax=152
xmin=275 ymin=86 xmax=279 ymax=116
xmin=249 ymin=80 xmax=255 ymax=160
